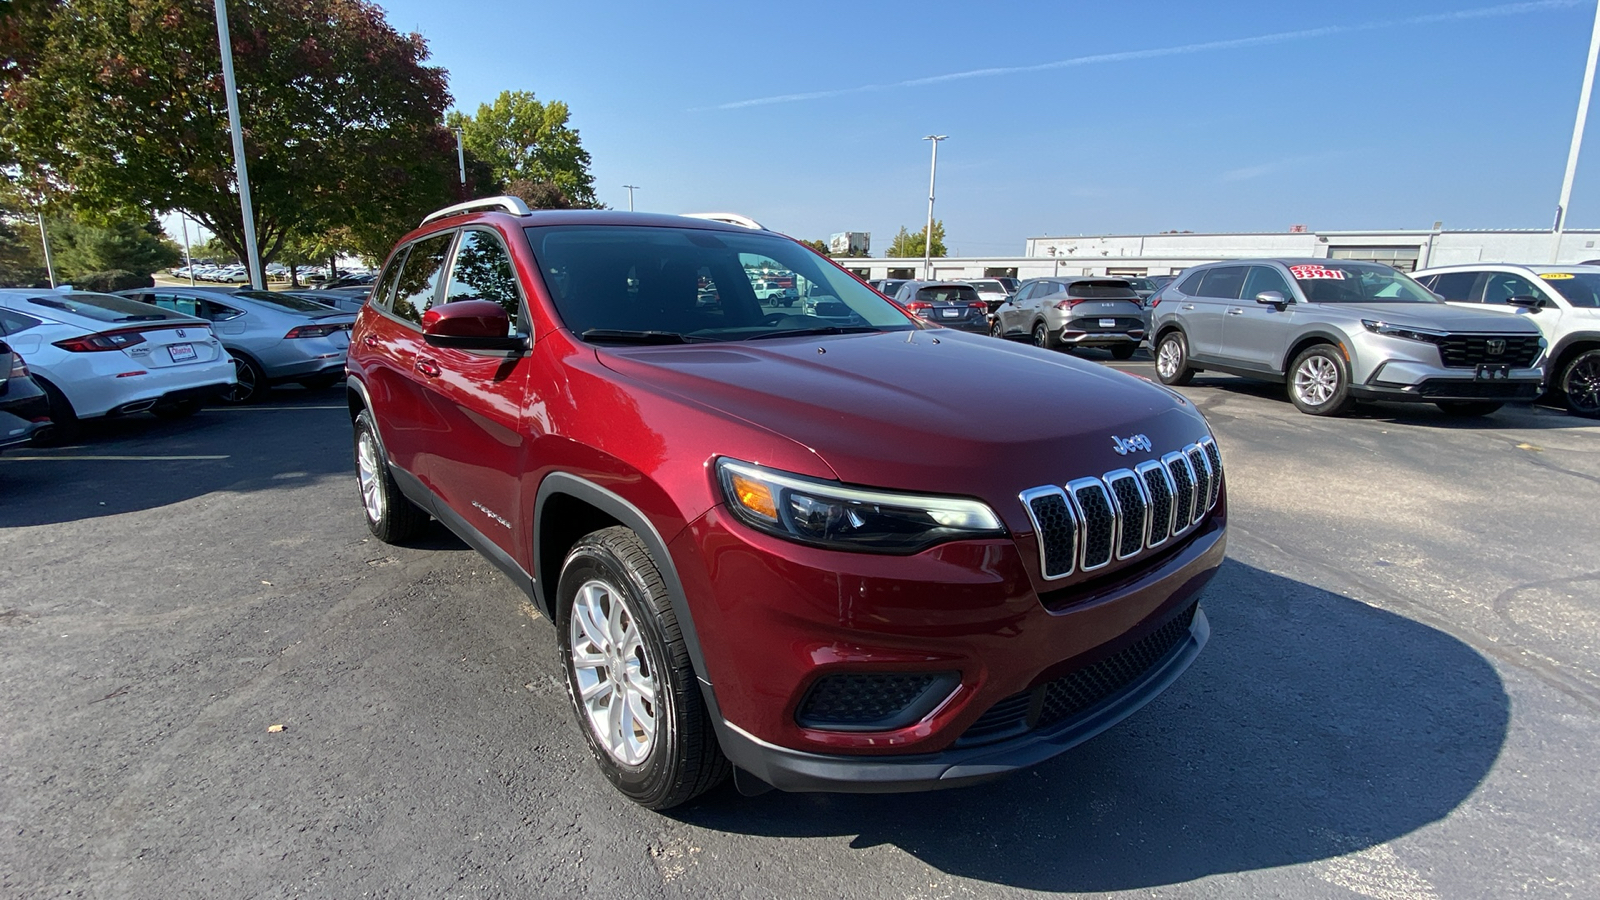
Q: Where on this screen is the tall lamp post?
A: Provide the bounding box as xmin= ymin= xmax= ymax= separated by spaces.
xmin=454 ymin=127 xmax=467 ymax=187
xmin=922 ymin=135 xmax=947 ymax=280
xmin=213 ymin=0 xmax=264 ymax=290
xmin=1553 ymin=0 xmax=1600 ymax=263
xmin=37 ymin=211 xmax=57 ymax=288
xmin=622 ymin=184 xmax=639 ymax=212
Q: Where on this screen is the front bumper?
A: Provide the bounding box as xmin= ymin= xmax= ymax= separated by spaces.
xmin=1357 ymin=359 xmax=1543 ymax=403
xmin=1060 ymin=330 xmax=1145 ymax=347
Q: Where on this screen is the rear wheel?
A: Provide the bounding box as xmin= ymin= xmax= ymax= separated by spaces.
xmin=988 ymin=317 xmax=1003 ymax=338
xmin=556 ymin=527 xmax=729 ymax=810
xmin=1109 ymin=344 xmax=1137 ymax=361
xmin=1435 ymin=401 xmax=1502 ymax=417
xmin=353 ymin=410 xmax=429 ymax=542
xmin=30 ymin=378 xmax=79 ymax=445
xmin=1154 ymin=332 xmax=1194 ymax=386
xmin=1562 ymin=349 xmax=1600 ymax=418
xmin=1031 ymin=322 xmax=1055 ymax=350
xmin=221 ymin=352 xmax=267 ymax=404
xmin=1288 ymin=345 xmax=1355 ymax=416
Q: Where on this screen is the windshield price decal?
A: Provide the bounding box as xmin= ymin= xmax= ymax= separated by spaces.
xmin=1289 ymin=264 xmax=1345 ymax=280
xmin=1540 ymin=272 xmax=1576 ymax=280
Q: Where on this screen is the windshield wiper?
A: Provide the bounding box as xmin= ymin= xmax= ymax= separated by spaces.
xmin=746 ymin=326 xmax=878 ymax=341
xmin=581 ymin=328 xmax=713 ymax=345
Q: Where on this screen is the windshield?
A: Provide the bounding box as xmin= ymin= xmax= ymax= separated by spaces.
xmin=966 ymin=280 xmax=1004 ymax=292
xmin=234 ymin=290 xmax=340 ymax=313
xmin=914 ymin=285 xmax=980 ymax=304
xmin=1539 ymin=272 xmax=1600 ymax=308
xmin=1123 ymin=278 xmax=1155 ymax=291
xmin=524 ymin=225 xmax=916 ymax=341
xmin=26 ymin=291 xmax=194 ymax=323
xmin=1288 ymin=262 xmax=1438 ymax=303
xmin=1067 ymin=281 xmax=1139 ymax=299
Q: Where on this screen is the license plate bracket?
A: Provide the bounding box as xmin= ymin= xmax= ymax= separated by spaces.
xmin=940 ymin=309 xmax=961 ymax=318
xmin=167 ymin=343 xmax=196 ymax=362
xmin=1474 ymin=364 xmax=1510 ymax=381
xmin=1099 ymin=318 xmax=1117 ymax=328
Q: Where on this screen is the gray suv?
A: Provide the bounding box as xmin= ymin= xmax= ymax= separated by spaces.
xmin=1148 ymin=259 xmax=1546 ymax=416
xmin=991 ymin=277 xmax=1146 ymax=358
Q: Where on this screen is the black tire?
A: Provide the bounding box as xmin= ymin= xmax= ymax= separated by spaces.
xmin=151 ymin=398 xmax=203 ymax=419
xmin=1287 ymin=345 xmax=1356 ymax=416
xmin=988 ymin=317 xmax=1003 ymax=338
xmin=353 ymin=410 xmax=429 ymax=542
xmin=1154 ymin=331 xmax=1194 ymax=386
xmin=221 ymin=351 xmax=268 ymax=404
xmin=556 ymin=526 xmax=729 ymax=810
xmin=1434 ymin=401 xmax=1503 ymax=417
xmin=30 ymin=378 xmax=79 ymax=445
xmin=1031 ymin=321 xmax=1055 ymax=350
xmin=1109 ymin=344 xmax=1137 ymax=361
xmin=1561 ymin=348 xmax=1600 ymax=418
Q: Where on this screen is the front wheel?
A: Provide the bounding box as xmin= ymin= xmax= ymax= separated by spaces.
xmin=1435 ymin=401 xmax=1503 ymax=417
xmin=353 ymin=410 xmax=429 ymax=542
xmin=1032 ymin=322 xmax=1055 ymax=350
xmin=1562 ymin=349 xmax=1600 ymax=418
xmin=556 ymin=527 xmax=729 ymax=810
xmin=1288 ymin=345 xmax=1355 ymax=416
xmin=1154 ymin=332 xmax=1194 ymax=386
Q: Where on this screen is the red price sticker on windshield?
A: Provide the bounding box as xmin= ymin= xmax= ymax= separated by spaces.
xmin=1289 ymin=264 xmax=1345 ymax=280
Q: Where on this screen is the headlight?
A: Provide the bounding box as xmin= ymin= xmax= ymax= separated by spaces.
xmin=1361 ymin=319 xmax=1447 ymax=343
xmin=715 ymin=458 xmax=1005 ymax=553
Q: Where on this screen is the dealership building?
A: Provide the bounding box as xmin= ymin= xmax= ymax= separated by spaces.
xmin=832 ymin=227 xmax=1600 ymax=283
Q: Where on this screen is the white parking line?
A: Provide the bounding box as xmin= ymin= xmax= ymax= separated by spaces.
xmin=2 ymin=454 xmax=230 ymax=461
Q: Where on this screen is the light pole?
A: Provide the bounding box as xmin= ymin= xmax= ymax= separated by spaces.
xmin=922 ymin=135 xmax=947 ymax=280
xmin=1553 ymin=0 xmax=1600 ymax=262
xmin=454 ymin=127 xmax=467 ymax=187
xmin=180 ymin=215 xmax=196 ymax=285
xmin=622 ymin=184 xmax=639 ymax=212
xmin=213 ymin=0 xmax=264 ymax=290
xmin=36 ymin=211 xmax=57 ymax=288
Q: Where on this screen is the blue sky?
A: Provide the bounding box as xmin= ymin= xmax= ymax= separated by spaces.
xmin=367 ymin=0 xmax=1600 ymax=255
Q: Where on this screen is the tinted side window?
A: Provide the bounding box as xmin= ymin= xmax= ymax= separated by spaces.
xmin=1241 ymin=266 xmax=1294 ymax=301
xmin=391 ymin=232 xmax=455 ymax=325
xmin=444 ymin=229 xmax=522 ymax=332
xmin=1014 ymin=283 xmax=1036 ymax=302
xmin=372 ymin=250 xmax=409 ymax=312
xmin=1197 ymin=266 xmax=1247 ymax=300
xmin=1176 ymin=271 xmax=1206 ymax=294
xmin=0 ymin=309 xmax=42 ymax=334
xmin=1482 ymin=272 xmax=1542 ymax=305
xmin=1429 ymin=271 xmax=1480 ymax=302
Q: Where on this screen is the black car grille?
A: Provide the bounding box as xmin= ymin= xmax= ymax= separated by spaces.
xmin=1020 ymin=438 xmax=1220 ymax=581
xmin=1433 ymin=334 xmax=1542 ymax=368
xmin=1414 ymin=379 xmax=1542 ymax=399
xmin=956 ymin=602 xmax=1198 ymax=747
xmin=795 ymin=671 xmax=959 ymax=731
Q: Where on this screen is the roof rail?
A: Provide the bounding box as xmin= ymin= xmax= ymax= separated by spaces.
xmin=682 ymin=212 xmax=766 ymax=230
xmin=420 ymin=195 xmax=532 ymax=226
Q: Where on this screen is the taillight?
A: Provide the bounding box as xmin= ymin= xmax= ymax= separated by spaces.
xmin=285 ymin=323 xmax=346 ymax=339
xmin=53 ymin=330 xmax=147 ymax=352
xmin=1054 ymin=298 xmax=1087 ymax=310
xmin=968 ymin=301 xmax=987 ymax=309
xmin=905 ymin=301 xmax=934 ymax=315
xmin=8 ymin=353 xmax=27 ymax=378
xmin=1150 ymin=297 xmax=1162 ymax=308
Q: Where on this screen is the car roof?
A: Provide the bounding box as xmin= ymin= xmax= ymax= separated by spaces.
xmin=1415 ymin=263 xmax=1600 ymax=273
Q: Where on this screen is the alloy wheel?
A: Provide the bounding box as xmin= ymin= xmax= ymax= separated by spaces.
xmin=356 ymin=431 xmax=385 ymax=522
xmin=1156 ymin=339 xmax=1182 ymax=379
xmin=1567 ymin=353 xmax=1600 ymax=416
xmin=224 ymin=356 xmax=257 ymax=403
xmin=568 ymin=579 xmax=658 ymax=767
xmin=1294 ymin=355 xmax=1339 ymax=406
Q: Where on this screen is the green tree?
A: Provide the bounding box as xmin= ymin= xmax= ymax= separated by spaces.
xmin=46 ymin=210 xmax=179 ymax=278
xmin=0 ymin=214 xmax=48 ymax=287
xmin=2 ymin=0 xmax=459 ymax=267
xmin=799 ymin=239 xmax=830 ymax=255
xmin=886 ymin=221 xmax=947 ymax=258
xmin=448 ymin=91 xmax=599 ymax=208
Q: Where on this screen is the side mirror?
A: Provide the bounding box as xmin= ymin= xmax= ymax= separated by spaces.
xmin=1506 ymin=295 xmax=1545 ymax=311
xmin=421 ymin=299 xmax=525 ymax=350
xmin=1255 ymin=290 xmax=1289 ymax=310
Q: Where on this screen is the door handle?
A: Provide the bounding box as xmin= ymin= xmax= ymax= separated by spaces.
xmin=362 ymin=335 xmax=378 ymax=348
xmin=415 ymin=358 xmax=441 ymax=378
xmin=1226 ymin=307 xmax=1244 ymax=315
xmin=1181 ymin=304 xmax=1196 ymax=310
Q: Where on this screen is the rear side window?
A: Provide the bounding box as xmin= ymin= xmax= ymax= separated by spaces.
xmin=234 ymin=290 xmax=338 ymax=314
xmin=1065 ymin=281 xmax=1138 ymax=299
xmin=0 ymin=309 xmax=43 ymax=334
xmin=914 ymin=285 xmax=979 ymax=303
xmin=1427 ymin=271 xmax=1481 ymax=302
xmin=391 ymin=232 xmax=455 ymax=325
xmin=444 ymin=229 xmax=523 ymax=332
xmin=1176 ymin=271 xmax=1206 ymax=294
xmin=1197 ymin=267 xmax=1247 ymax=300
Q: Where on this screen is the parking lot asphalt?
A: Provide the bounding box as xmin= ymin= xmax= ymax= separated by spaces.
xmin=2 ymin=354 xmax=1598 ymax=900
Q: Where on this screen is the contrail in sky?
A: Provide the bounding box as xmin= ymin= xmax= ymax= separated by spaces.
xmin=700 ymin=0 xmax=1581 ymax=111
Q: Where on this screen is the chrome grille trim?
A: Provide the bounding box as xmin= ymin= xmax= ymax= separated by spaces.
xmin=1136 ymin=460 xmax=1175 ymax=548
xmin=1067 ymin=477 xmax=1116 ymax=572
xmin=1020 ymin=438 xmax=1225 ymax=581
xmin=1104 ymin=468 xmax=1148 ymax=561
xmin=1020 ymin=486 xmax=1076 ymax=580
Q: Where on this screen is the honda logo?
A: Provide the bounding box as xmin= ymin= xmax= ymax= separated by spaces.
xmin=1486 ymin=339 xmax=1506 ymax=356
xmin=1111 ymin=434 xmax=1153 ymax=456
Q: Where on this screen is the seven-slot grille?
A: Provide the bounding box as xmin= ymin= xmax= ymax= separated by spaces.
xmin=1433 ymin=333 xmax=1542 ymax=368
xmin=1020 ymin=438 xmax=1221 ymax=580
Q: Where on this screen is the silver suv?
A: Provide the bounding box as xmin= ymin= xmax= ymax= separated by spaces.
xmin=991 ymin=277 xmax=1146 ymax=358
xmin=1412 ymin=264 xmax=1600 ymax=418
xmin=1148 ymin=259 xmax=1546 ymax=416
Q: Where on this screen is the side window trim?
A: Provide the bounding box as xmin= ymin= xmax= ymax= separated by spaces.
xmin=383 ymin=230 xmax=458 ymax=330
xmin=444 ymin=227 xmax=532 ymax=337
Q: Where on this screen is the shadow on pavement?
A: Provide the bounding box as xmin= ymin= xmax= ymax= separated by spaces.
xmin=1181 ymin=374 xmax=1589 ymax=429
xmin=674 ymin=560 xmax=1509 ymax=893
xmin=0 ymin=390 xmax=353 ymax=527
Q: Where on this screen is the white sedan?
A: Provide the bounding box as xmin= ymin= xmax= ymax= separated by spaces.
xmin=0 ymin=289 xmax=236 ymax=439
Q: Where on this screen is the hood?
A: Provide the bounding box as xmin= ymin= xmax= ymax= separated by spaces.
xmin=596 ymin=330 xmax=1212 ymax=504
xmin=1332 ymin=302 xmax=1542 ymax=333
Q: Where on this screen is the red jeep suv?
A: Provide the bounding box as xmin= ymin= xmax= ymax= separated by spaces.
xmin=346 ymin=198 xmax=1226 ymax=809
